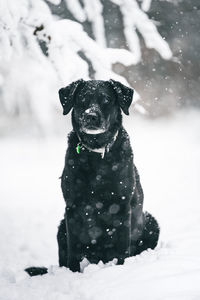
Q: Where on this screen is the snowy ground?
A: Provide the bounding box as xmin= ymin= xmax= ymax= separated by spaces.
xmin=0 ymin=110 xmax=200 ymax=300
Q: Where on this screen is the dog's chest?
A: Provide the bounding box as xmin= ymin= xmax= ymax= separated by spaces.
xmin=64 ymin=147 xmax=134 ymax=212
xmin=62 ymin=136 xmax=135 ymax=250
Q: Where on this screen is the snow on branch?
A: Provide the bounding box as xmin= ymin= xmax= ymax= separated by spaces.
xmin=141 ymin=0 xmax=152 ymax=12
xmin=0 ymin=0 xmax=172 ymax=132
xmin=47 ymin=0 xmax=61 ymax=5
xmin=47 ymin=19 xmax=137 ymax=85
xmin=64 ymin=0 xmax=86 ymax=23
xmin=0 ymin=0 xmax=139 ymax=130
xmin=110 ymin=0 xmax=172 ymax=60
xmin=83 ymin=0 xmax=106 ymax=47
xmin=64 ymin=0 xmax=106 ymax=47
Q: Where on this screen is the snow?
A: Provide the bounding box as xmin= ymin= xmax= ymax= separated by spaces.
xmin=48 ymin=0 xmax=61 ymax=4
xmin=111 ymin=0 xmax=172 ymax=61
xmin=64 ymin=0 xmax=86 ymax=22
xmin=0 ymin=0 xmax=144 ymax=131
xmin=83 ymin=0 xmax=106 ymax=47
xmin=0 ymin=0 xmax=173 ymax=132
xmin=141 ymin=0 xmax=152 ymax=12
xmin=0 ymin=110 xmax=200 ymax=299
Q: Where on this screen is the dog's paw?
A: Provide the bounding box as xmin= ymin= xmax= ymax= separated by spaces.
xmin=25 ymin=266 xmax=48 ymax=277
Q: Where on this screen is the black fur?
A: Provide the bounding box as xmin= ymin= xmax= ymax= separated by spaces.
xmin=58 ymin=79 xmax=159 ymax=272
xmin=25 ymin=79 xmax=159 ymax=276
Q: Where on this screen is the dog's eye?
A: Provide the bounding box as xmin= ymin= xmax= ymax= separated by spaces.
xmin=103 ymin=98 xmax=110 ymax=104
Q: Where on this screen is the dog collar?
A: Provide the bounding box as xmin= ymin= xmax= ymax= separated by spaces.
xmin=76 ymin=130 xmax=119 ymax=159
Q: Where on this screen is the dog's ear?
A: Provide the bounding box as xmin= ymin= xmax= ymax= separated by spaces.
xmin=109 ymin=79 xmax=134 ymax=115
xmin=59 ymin=79 xmax=84 ymax=115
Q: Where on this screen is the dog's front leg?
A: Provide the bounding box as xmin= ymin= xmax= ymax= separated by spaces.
xmin=57 ymin=218 xmax=81 ymax=272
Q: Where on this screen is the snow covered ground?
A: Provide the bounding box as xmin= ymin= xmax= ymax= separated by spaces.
xmin=0 ymin=110 xmax=200 ymax=300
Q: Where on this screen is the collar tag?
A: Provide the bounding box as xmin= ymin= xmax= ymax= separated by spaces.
xmin=76 ymin=143 xmax=81 ymax=154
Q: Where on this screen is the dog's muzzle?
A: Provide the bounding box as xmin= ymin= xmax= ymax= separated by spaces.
xmin=81 ymin=108 xmax=106 ymax=134
xmin=84 ymin=111 xmax=100 ymax=127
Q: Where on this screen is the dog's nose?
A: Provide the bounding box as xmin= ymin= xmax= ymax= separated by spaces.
xmin=85 ymin=112 xmax=99 ymax=126
xmin=86 ymin=112 xmax=98 ymax=122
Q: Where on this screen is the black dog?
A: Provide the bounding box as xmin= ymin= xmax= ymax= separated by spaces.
xmin=25 ymin=79 xmax=159 ymax=276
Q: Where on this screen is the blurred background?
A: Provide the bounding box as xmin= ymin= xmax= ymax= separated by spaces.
xmin=0 ymin=0 xmax=200 ymax=136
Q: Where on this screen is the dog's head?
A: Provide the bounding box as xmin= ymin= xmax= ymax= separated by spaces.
xmin=59 ymin=79 xmax=133 ymax=136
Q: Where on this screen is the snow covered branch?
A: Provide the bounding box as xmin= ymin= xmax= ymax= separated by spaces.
xmin=0 ymin=0 xmax=172 ymax=133
xmin=110 ymin=0 xmax=172 ymax=62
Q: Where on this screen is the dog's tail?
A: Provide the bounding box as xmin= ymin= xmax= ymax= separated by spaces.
xmin=25 ymin=266 xmax=48 ymax=277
